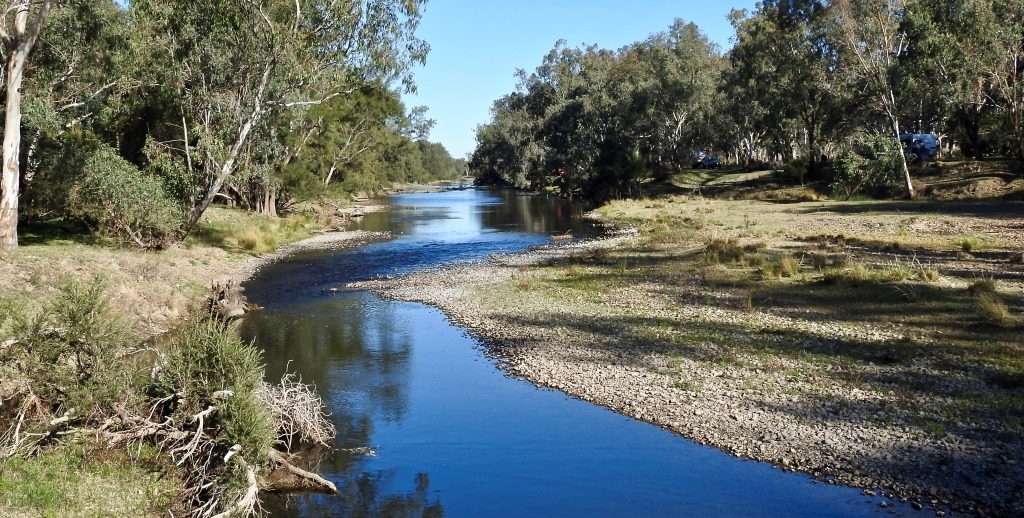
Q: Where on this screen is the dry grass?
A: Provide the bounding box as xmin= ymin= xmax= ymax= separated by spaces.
xmin=978 ymin=293 xmax=1013 ymax=327
xmin=592 ymin=193 xmax=1024 ymax=423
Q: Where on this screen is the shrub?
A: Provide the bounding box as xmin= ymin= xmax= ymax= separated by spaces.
xmin=0 ymin=277 xmax=140 ymax=417
xmin=831 ymin=134 xmax=906 ymax=200
xmin=156 ymin=318 xmax=276 ymax=458
xmin=69 ymin=145 xmax=184 ymax=247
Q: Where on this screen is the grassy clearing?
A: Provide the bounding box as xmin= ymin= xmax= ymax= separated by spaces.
xmin=185 ymin=207 xmax=318 ymax=254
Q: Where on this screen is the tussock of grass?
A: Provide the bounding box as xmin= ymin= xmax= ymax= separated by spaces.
xmin=703 ymin=236 xmax=745 ymax=264
xmin=969 ymin=277 xmax=998 ymax=294
xmin=918 ymin=268 xmax=941 ymax=283
xmin=821 ymin=263 xmax=876 ymax=285
xmin=879 ymin=260 xmax=915 ymax=282
xmin=761 ymin=254 xmax=801 ymax=279
xmin=978 ymin=293 xmax=1013 ymax=327
xmin=954 ymin=236 xmax=985 ymax=253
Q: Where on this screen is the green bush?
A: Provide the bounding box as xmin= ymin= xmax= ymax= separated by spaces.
xmin=0 ymin=277 xmax=140 ymax=417
xmin=831 ymin=135 xmax=906 ymax=200
xmin=70 ymin=145 xmax=184 ymax=247
xmin=157 ymin=318 xmax=276 ymax=459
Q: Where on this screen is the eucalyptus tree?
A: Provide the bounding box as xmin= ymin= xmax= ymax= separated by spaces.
xmin=129 ymin=0 xmax=428 ymax=235
xmin=636 ymin=19 xmax=722 ymax=175
xmin=472 ymin=21 xmax=724 ymax=200
xmin=827 ymin=0 xmax=916 ymax=197
xmin=18 ymin=1 xmax=139 ymax=220
xmin=726 ymin=1 xmax=847 ymax=178
xmin=473 ymin=91 xmax=540 ymax=189
xmin=900 ymin=0 xmax=997 ymax=159
xmin=280 ymin=84 xmax=402 ymax=195
xmin=0 ymin=0 xmax=54 ymax=249
xmin=529 ymin=41 xmax=593 ymax=192
xmin=984 ymin=0 xmax=1024 ymax=164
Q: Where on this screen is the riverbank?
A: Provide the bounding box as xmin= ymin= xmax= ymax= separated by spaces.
xmin=353 ymin=195 xmax=1024 ymax=517
xmin=0 ymin=203 xmax=388 ymax=516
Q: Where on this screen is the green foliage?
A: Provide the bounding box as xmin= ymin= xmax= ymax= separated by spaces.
xmin=0 ymin=277 xmax=140 ymax=416
xmin=831 ymin=135 xmax=907 ymax=199
xmin=70 ymin=144 xmax=184 ymax=246
xmin=471 ymin=26 xmax=723 ymax=200
xmin=157 ymin=318 xmax=275 ymax=457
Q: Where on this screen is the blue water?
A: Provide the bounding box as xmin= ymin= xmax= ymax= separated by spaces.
xmin=240 ymin=188 xmax=912 ymax=517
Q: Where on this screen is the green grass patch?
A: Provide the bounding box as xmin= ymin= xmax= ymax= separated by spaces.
xmin=0 ymin=441 xmax=176 ymax=516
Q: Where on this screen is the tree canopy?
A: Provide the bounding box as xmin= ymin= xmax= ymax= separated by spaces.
xmin=471 ymin=1 xmax=1024 ymax=201
xmin=0 ymin=0 xmax=461 ymax=249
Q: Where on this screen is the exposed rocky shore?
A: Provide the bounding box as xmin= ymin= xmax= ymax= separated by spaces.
xmin=349 ymin=229 xmax=1022 ymax=517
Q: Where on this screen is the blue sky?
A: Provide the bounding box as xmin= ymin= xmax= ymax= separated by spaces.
xmin=404 ymin=0 xmax=760 ymax=159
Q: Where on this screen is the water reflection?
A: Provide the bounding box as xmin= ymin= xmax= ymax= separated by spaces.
xmin=241 ymin=188 xmax=910 ymax=517
xmin=273 ymin=471 xmax=443 ymax=518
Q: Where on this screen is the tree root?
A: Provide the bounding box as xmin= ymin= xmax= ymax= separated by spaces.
xmin=211 ymin=454 xmax=260 ymax=518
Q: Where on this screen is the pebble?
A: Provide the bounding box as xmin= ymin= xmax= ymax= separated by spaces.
xmin=356 ymin=227 xmax=1024 ymax=517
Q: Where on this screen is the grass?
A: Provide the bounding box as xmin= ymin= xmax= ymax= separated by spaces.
xmin=760 ymin=254 xmax=800 ymax=279
xmin=954 ymin=236 xmax=986 ymax=253
xmin=185 ymin=207 xmax=315 ymax=254
xmin=518 ymin=190 xmax=1024 ymax=445
xmin=969 ymin=277 xmax=998 ymax=294
xmin=1 ymin=205 xmax=340 ymax=517
xmin=978 ymin=293 xmax=1014 ymax=327
xmin=0 ymin=441 xmax=177 ymax=516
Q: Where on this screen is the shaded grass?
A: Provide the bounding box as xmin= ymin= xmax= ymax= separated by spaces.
xmin=185 ymin=207 xmax=315 ymax=254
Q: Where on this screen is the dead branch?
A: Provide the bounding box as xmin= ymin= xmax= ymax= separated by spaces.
xmin=257 ymin=372 xmax=334 ymax=451
xmin=210 ymin=453 xmax=260 ymax=518
xmin=174 ymin=405 xmax=216 ymax=465
xmin=268 ymin=449 xmax=337 ymax=493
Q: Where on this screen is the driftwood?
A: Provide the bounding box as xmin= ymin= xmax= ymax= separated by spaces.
xmin=266 ymin=449 xmax=337 ymax=493
xmin=206 ymin=280 xmax=252 ymax=319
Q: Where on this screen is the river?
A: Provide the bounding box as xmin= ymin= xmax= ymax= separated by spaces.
xmin=239 ymin=187 xmax=908 ymax=517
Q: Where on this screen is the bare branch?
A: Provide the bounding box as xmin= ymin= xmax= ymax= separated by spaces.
xmin=57 ymin=81 xmax=117 ymax=111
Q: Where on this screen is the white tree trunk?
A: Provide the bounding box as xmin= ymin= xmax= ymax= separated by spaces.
xmin=1 ymin=1 xmax=53 ymax=249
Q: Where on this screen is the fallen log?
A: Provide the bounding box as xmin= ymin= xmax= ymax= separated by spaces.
xmin=265 ymin=449 xmax=337 ymax=494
